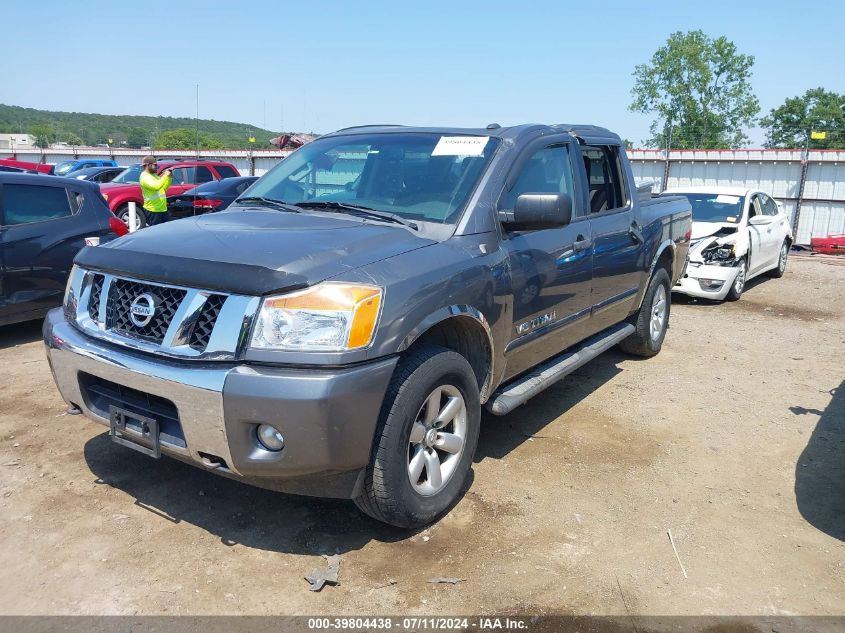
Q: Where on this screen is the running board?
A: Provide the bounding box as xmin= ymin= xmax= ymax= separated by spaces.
xmin=485 ymin=322 xmax=635 ymax=416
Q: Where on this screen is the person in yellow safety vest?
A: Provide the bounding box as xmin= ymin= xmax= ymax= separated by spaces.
xmin=139 ymin=155 xmax=172 ymax=227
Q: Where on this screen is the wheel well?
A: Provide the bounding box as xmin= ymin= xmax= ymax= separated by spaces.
xmin=407 ymin=316 xmax=492 ymax=401
xmin=656 ymin=246 xmax=674 ymax=277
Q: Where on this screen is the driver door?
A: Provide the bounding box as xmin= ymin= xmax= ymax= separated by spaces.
xmin=746 ymin=195 xmax=769 ymax=275
xmin=499 ymin=141 xmax=593 ymax=380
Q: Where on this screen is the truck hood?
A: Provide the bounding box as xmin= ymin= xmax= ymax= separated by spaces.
xmin=74 ymin=208 xmax=436 ymax=295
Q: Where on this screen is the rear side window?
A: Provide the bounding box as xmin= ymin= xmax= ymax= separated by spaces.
xmin=500 ymin=144 xmax=575 ymax=212
xmin=195 ymin=166 xmax=214 ymax=184
xmin=2 ymin=184 xmax=74 ymax=225
xmin=236 ymin=180 xmax=254 ymax=194
xmin=214 ymin=165 xmax=239 ymax=179
xmin=582 ymin=145 xmax=627 ymax=213
xmin=170 ymin=167 xmax=195 ymax=185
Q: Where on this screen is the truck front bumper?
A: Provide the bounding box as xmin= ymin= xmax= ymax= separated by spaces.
xmin=43 ymin=308 xmax=397 ymax=498
xmin=672 ymin=261 xmax=741 ymax=301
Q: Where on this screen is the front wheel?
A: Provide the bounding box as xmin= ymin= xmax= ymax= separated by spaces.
xmin=619 ymin=267 xmax=671 ymax=357
xmin=725 ymin=258 xmax=747 ymax=301
xmin=354 ymin=345 xmax=481 ymax=528
xmin=118 ymin=204 xmax=146 ymax=231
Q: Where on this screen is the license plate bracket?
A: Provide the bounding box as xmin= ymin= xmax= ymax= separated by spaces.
xmin=109 ymin=405 xmax=161 ymax=458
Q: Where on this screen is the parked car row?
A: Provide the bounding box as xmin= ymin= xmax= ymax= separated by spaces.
xmin=99 ymin=158 xmax=241 ymax=229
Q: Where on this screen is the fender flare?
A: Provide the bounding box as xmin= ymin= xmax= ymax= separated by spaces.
xmin=637 ymin=239 xmax=676 ymax=309
xmin=398 ymin=304 xmax=497 ymax=402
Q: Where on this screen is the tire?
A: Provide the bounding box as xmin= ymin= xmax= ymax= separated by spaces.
xmin=619 ymin=267 xmax=671 ymax=358
xmin=725 ymin=258 xmax=747 ymax=301
xmin=768 ymin=241 xmax=789 ymax=278
xmin=354 ymin=345 xmax=481 ymax=528
xmin=118 ymin=204 xmax=146 ymax=231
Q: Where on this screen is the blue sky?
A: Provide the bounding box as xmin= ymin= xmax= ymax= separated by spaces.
xmin=1 ymin=0 xmax=842 ymax=146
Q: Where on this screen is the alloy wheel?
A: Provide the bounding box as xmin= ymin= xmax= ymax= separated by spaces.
xmin=407 ymin=385 xmax=467 ymax=496
xmin=650 ymin=284 xmax=667 ymax=342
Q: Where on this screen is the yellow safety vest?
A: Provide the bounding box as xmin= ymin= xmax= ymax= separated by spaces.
xmin=140 ymin=171 xmax=173 ymax=213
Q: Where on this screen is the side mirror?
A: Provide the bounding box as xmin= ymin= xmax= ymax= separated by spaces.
xmin=500 ymin=193 xmax=572 ymax=228
xmin=749 ymin=215 xmax=773 ymax=226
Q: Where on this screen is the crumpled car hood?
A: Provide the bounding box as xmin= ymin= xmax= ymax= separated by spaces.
xmin=691 ymin=221 xmax=739 ymax=240
xmin=689 ymin=221 xmax=747 ymax=263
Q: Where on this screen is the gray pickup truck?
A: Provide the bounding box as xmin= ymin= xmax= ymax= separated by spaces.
xmin=44 ymin=124 xmax=691 ymax=528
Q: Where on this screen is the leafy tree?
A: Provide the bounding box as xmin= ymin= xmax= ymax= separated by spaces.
xmin=630 ymin=30 xmax=760 ymax=149
xmin=59 ymin=132 xmax=84 ymax=146
xmin=29 ymin=122 xmax=53 ymax=149
xmin=126 ymin=127 xmax=149 ymax=148
xmin=760 ymin=88 xmax=845 ymax=149
xmin=154 ymin=127 xmax=225 ymax=150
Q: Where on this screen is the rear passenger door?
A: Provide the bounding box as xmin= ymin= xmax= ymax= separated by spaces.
xmin=499 ymin=139 xmax=594 ymax=380
xmin=0 ymin=182 xmax=90 ymax=319
xmin=580 ymin=144 xmax=644 ymax=333
xmin=759 ymin=193 xmax=789 ymax=268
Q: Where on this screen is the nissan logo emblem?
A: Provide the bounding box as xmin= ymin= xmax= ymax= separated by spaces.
xmin=129 ymin=293 xmax=157 ymax=327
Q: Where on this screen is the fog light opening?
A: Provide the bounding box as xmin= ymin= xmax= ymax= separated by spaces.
xmin=256 ymin=424 xmax=285 ymax=451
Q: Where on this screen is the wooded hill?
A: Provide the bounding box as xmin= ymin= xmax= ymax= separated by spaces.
xmin=0 ymin=103 xmax=281 ymax=149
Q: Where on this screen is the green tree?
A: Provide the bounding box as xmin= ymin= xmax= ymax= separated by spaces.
xmin=154 ymin=127 xmax=225 ymax=150
xmin=29 ymin=122 xmax=53 ymax=149
xmin=59 ymin=132 xmax=84 ymax=146
xmin=760 ymin=88 xmax=845 ymax=149
xmin=126 ymin=127 xmax=149 ymax=148
xmin=630 ymin=30 xmax=760 ymax=149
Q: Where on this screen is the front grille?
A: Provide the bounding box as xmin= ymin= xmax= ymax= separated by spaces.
xmin=106 ymin=279 xmax=186 ymax=343
xmin=188 ymin=294 xmax=226 ymax=351
xmin=79 ymin=373 xmax=186 ymax=448
xmin=88 ymin=274 xmax=104 ymax=322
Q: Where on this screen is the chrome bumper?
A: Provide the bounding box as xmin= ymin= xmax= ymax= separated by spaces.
xmin=45 ymin=309 xmax=236 ymax=470
xmin=43 ymin=309 xmax=398 ymax=498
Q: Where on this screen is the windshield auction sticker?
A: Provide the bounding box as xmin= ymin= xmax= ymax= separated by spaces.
xmin=715 ymin=194 xmax=740 ymax=204
xmin=432 ymin=136 xmax=489 ymax=156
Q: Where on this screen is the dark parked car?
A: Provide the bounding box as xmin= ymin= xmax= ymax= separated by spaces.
xmin=53 ymin=159 xmax=119 ymax=178
xmin=167 ymin=176 xmax=258 ymax=219
xmin=69 ymin=166 xmax=126 ymax=184
xmin=0 ymin=173 xmax=128 ymax=326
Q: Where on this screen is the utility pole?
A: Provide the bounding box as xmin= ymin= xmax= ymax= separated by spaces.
xmin=195 ymin=84 xmax=200 ymax=158
xmin=662 ymin=119 xmax=673 ymax=192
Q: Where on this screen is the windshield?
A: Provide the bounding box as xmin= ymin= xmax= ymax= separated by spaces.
xmin=678 ymin=193 xmax=745 ymax=224
xmin=53 ymin=161 xmax=75 ymax=176
xmin=111 ymin=164 xmax=142 ymax=184
xmin=241 ymin=132 xmax=499 ymax=224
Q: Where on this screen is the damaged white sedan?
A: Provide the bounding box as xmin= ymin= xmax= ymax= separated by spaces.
xmin=666 ymin=186 xmax=793 ymax=301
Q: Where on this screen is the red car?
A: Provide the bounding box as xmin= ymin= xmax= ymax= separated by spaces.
xmin=0 ymin=158 xmax=54 ymax=174
xmin=99 ymin=159 xmax=241 ymax=229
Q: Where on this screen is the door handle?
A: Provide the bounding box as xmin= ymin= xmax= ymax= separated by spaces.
xmin=629 ymin=221 xmax=644 ymax=244
xmin=573 ymin=235 xmax=592 ymax=252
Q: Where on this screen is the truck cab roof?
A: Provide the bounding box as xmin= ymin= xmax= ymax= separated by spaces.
xmin=326 ymin=123 xmax=622 ymax=145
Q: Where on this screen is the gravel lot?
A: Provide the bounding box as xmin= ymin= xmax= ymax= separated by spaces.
xmin=0 ymin=255 xmax=842 ymax=616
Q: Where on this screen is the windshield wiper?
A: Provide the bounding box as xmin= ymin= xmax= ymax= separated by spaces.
xmin=295 ymin=201 xmax=418 ymax=230
xmin=236 ymin=196 xmax=301 ymax=213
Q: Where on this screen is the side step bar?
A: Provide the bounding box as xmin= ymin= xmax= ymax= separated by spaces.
xmin=485 ymin=322 xmax=635 ymax=416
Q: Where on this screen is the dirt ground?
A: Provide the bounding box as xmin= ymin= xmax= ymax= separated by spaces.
xmin=0 ymin=254 xmax=843 ymax=617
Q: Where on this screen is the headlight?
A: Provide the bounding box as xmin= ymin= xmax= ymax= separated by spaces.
xmin=702 ymin=244 xmax=735 ymax=263
xmin=102 ymin=194 xmax=109 ymax=201
xmin=251 ymin=282 xmax=382 ymax=351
